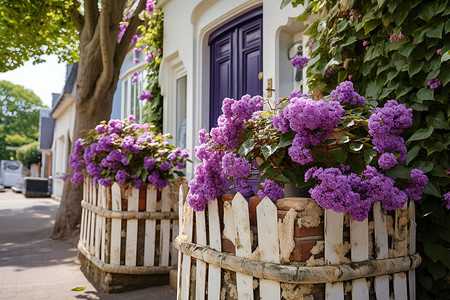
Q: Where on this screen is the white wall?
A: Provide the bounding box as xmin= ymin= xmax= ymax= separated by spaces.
xmin=160 ymin=0 xmax=305 ymax=177
xmin=51 ymin=96 xmax=76 ymax=200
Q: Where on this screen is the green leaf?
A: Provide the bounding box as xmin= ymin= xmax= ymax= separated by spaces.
xmin=261 ymin=144 xmax=278 ymax=160
xmin=416 ymin=88 xmax=434 ymax=102
xmin=71 ymin=286 xmax=86 ymax=291
xmin=365 ymin=81 xmax=382 ymax=98
xmin=341 ymin=36 xmax=357 ymax=47
xmin=405 ymin=145 xmax=420 ymax=165
xmin=279 ymin=131 xmax=296 ymax=148
xmin=418 ymin=2 xmax=438 ymax=22
xmin=349 ymin=143 xmax=363 ymax=152
xmin=423 ymin=140 xmax=446 ymax=155
xmin=424 ymin=181 xmax=441 ymax=197
xmin=330 ymin=149 xmax=347 ymax=163
xmin=408 ymin=60 xmax=423 ymax=77
xmin=425 ymin=23 xmax=444 ymax=39
xmin=337 ymin=20 xmax=348 ymax=33
xmin=258 ymin=160 xmax=271 ymax=171
xmin=275 ymin=174 xmax=290 ymax=182
xmin=126 ymin=153 xmax=133 ymax=164
xmin=412 ymin=160 xmax=434 ymax=173
xmin=280 ymin=0 xmax=293 ymax=9
xmin=386 ymin=70 xmax=399 ymax=82
xmin=364 ymin=149 xmax=377 ymax=164
xmin=426 ymin=111 xmax=449 ymax=129
xmin=427 ymin=262 xmax=447 ymax=281
xmin=364 ymin=19 xmax=380 ymax=35
xmin=339 ymin=136 xmax=350 ymax=144
xmin=440 ymin=64 xmax=450 ymax=86
xmin=445 ymin=19 xmax=450 ymax=33
xmin=406 ymin=126 xmax=433 ymax=143
xmin=239 ymin=139 xmax=255 ymax=157
xmin=398 ymin=43 xmax=415 ymax=57
xmin=424 ymin=243 xmax=445 ymax=263
xmin=282 ymin=168 xmax=298 ymax=183
xmin=442 ymin=50 xmax=450 ymax=62
xmin=385 ymin=166 xmax=412 ymax=179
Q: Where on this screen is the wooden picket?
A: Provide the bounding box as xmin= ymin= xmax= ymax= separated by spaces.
xmin=78 ymin=177 xmax=185 ymax=281
xmin=176 ymin=192 xmax=420 ymax=300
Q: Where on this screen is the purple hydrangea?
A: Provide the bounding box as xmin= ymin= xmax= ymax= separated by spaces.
xmin=222 ymin=152 xmax=252 ymax=179
xmin=236 ymin=179 xmax=253 ymax=198
xmin=289 ymin=90 xmax=311 ymax=100
xmin=86 ymin=162 xmax=103 ymax=177
xmin=290 ymin=55 xmax=309 ymax=70
xmin=378 ymin=152 xmax=398 ymax=170
xmin=145 ymin=53 xmax=153 ymax=62
xmin=115 ymin=170 xmax=128 ymax=185
xmin=70 ymin=171 xmax=84 ymax=184
xmin=143 ymin=156 xmax=156 ymax=169
xmin=99 ymin=178 xmax=112 ymax=187
xmin=107 ymin=119 xmax=123 ymax=134
xmin=329 ymin=81 xmax=366 ymax=106
xmin=121 ymin=136 xmax=139 ymax=154
xmin=148 ymin=171 xmax=169 ymax=189
xmin=368 ymin=100 xmax=412 ymax=167
xmin=405 ymin=169 xmax=428 ymax=200
xmin=160 ymin=161 xmax=171 ymax=171
xmin=257 ymin=179 xmax=284 ymax=202
xmin=96 ymin=125 xmax=107 ymax=134
xmin=97 ymin=135 xmax=113 ymax=152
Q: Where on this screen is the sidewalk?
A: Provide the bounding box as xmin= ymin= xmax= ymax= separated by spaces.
xmin=0 ymin=189 xmax=176 ymax=300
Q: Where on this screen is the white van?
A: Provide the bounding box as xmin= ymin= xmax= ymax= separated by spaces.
xmin=0 ymin=160 xmax=23 ymax=188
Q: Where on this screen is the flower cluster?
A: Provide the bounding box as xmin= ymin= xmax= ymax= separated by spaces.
xmin=290 ymin=55 xmax=309 ymax=71
xmin=187 ymin=80 xmax=427 ymax=221
xmin=428 ymin=78 xmax=441 ymax=89
xmin=389 ymin=32 xmax=403 ymax=42
xmin=368 ymin=100 xmax=412 ymax=169
xmin=274 ymin=96 xmax=344 ymax=165
xmin=187 ymin=95 xmax=263 ymax=211
xmin=330 ymin=81 xmax=365 ymax=106
xmin=69 ymin=116 xmax=189 ymax=189
xmin=307 ymin=166 xmax=426 ymax=221
xmin=444 ymin=192 xmax=450 ymax=210
xmin=139 ymin=90 xmax=153 ymax=102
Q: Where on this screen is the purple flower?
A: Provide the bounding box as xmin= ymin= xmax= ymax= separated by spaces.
xmin=70 ymin=172 xmax=84 ymax=184
xmin=330 ymin=81 xmax=365 ymax=106
xmin=444 ymin=192 xmax=450 ymax=210
xmin=222 ymin=152 xmax=252 ymax=179
xmin=236 ymin=179 xmax=253 ymax=198
xmin=62 ymin=173 xmax=67 ymax=181
xmin=428 ymin=78 xmax=441 ymax=89
xmin=148 ymin=171 xmax=168 ymax=189
xmin=96 ymin=124 xmax=107 ymax=134
xmin=134 ymin=58 xmax=139 ymax=64
xmin=132 ymin=34 xmax=138 ymax=43
xmin=437 ymin=49 xmax=441 ymax=55
xmin=139 ymin=90 xmax=153 ymax=102
xmin=257 ymin=179 xmax=284 ymax=202
xmin=143 ymin=157 xmax=156 ymax=169
xmin=121 ymin=136 xmax=139 ymax=154
xmin=132 ymin=71 xmax=140 ymax=83
xmin=118 ymin=23 xmax=127 ymax=43
xmin=289 ymin=90 xmax=310 ymax=100
xmin=405 ymin=169 xmax=428 ymax=200
xmin=146 ymin=0 xmax=155 ymax=11
xmin=86 ymin=162 xmax=102 ymax=177
xmin=107 ymin=119 xmax=123 ymax=133
xmin=307 ymin=40 xmax=315 ymax=49
xmin=99 ymin=178 xmax=111 ymax=187
xmin=128 ymin=115 xmax=136 ymax=122
xmin=362 ymin=40 xmax=368 ymax=47
xmin=145 ymin=53 xmax=153 ymax=62
xmin=115 ymin=170 xmax=128 ymax=185
xmin=160 ymin=161 xmax=171 ymax=171
xmin=378 ymin=152 xmax=398 ymax=170
xmin=325 ymin=67 xmax=335 ymax=78
xmin=177 ymin=162 xmax=185 ymax=169
xmin=290 ymin=55 xmax=309 ymax=70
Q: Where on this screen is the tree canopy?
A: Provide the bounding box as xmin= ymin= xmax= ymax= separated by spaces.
xmin=0 ymin=80 xmax=44 ymax=160
xmin=0 ymin=0 xmax=79 ymax=71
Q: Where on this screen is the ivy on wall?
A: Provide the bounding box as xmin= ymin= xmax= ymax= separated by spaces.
xmin=136 ymin=8 xmax=164 ymax=132
xmin=283 ymin=0 xmax=450 ymax=298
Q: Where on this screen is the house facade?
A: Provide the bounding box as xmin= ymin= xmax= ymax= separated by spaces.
xmin=50 ymin=64 xmax=78 ymax=200
xmin=158 ymin=0 xmax=307 ymax=176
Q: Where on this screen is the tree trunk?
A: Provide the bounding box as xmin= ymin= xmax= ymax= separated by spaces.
xmin=52 ymin=0 xmax=146 ymax=239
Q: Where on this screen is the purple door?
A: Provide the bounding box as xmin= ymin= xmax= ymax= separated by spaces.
xmin=209 ymin=8 xmax=263 ymax=128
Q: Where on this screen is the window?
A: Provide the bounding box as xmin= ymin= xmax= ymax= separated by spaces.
xmin=121 ymin=69 xmax=148 ymax=123
xmin=176 ymin=76 xmax=187 ymax=148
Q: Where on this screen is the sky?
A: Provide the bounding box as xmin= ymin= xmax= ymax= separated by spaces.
xmin=0 ymin=55 xmax=67 ymax=108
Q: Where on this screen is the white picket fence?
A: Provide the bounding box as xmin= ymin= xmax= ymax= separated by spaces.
xmin=78 ymin=177 xmax=186 ymax=275
xmin=175 ymin=192 xmax=421 ymax=300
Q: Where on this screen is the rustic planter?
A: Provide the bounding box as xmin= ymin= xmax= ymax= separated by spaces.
xmin=78 ymin=177 xmax=187 ymax=293
xmin=175 ymin=191 xmax=420 ymax=300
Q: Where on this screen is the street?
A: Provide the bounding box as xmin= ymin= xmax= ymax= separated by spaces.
xmin=0 ymin=189 xmax=176 ymax=300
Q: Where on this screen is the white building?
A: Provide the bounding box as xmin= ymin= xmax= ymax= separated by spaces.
xmin=50 ymin=64 xmax=78 ymax=200
xmin=157 ymin=0 xmax=307 ymax=176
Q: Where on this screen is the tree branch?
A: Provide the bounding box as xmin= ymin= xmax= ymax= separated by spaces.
xmin=115 ymin=0 xmax=146 ymax=67
xmin=84 ymin=0 xmax=99 ymax=39
xmin=69 ymin=2 xmax=84 ymax=32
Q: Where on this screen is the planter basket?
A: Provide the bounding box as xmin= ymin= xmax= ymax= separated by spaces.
xmin=175 ymin=191 xmax=420 ymax=299
xmin=78 ymin=177 xmax=187 ymax=293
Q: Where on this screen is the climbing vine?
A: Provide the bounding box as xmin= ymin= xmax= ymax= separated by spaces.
xmin=283 ymin=0 xmax=450 ymax=298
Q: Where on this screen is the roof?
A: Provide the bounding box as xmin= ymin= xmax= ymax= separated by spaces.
xmin=50 ymin=63 xmax=78 ymax=116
